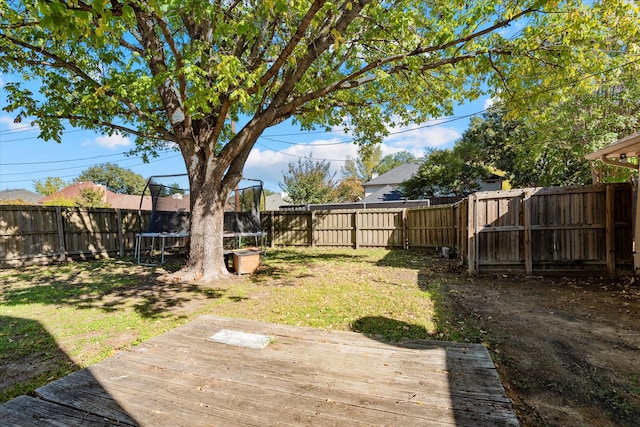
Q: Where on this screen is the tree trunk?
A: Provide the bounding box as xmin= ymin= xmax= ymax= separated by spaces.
xmin=176 ymin=159 xmax=233 ymax=282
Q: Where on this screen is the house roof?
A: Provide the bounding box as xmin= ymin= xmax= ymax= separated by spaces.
xmin=39 ymin=182 xmax=116 ymax=204
xmin=585 ymin=131 xmax=640 ymax=169
xmin=38 ymin=182 xmax=159 ymax=210
xmin=360 ymin=185 xmax=406 ymax=203
xmin=0 ymin=189 xmax=41 ymax=203
xmin=363 ymin=163 xmax=421 ymax=187
xmin=265 ymin=193 xmax=285 ymax=211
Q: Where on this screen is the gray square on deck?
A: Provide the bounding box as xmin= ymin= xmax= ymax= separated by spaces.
xmin=209 ymin=329 xmax=272 ymax=349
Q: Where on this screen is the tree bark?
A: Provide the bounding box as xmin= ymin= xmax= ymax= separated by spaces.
xmin=174 ymin=154 xmax=235 ymax=282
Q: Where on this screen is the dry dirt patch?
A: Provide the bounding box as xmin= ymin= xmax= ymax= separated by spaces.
xmin=445 ymin=274 xmax=640 ymax=426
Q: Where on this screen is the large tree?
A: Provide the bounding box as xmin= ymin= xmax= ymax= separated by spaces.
xmin=76 ymin=163 xmax=147 ymax=194
xmin=1 ymin=1 xmax=637 ymax=280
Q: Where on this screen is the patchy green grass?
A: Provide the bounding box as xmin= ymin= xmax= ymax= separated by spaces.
xmin=0 ymin=248 xmax=468 ymax=403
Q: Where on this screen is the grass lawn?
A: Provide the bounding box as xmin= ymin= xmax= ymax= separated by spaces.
xmin=0 ymin=248 xmax=470 ymax=404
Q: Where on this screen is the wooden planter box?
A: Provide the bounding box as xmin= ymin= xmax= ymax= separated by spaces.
xmin=231 ymin=250 xmax=262 ymax=275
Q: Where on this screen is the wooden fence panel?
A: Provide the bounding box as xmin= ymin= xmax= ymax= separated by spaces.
xmin=468 ymin=184 xmax=633 ymax=276
xmin=357 ymin=209 xmax=404 ymax=248
xmin=269 ymin=211 xmax=311 ymax=246
xmin=313 ymin=211 xmax=354 ymax=247
xmin=0 ymin=206 xmax=61 ymax=267
xmin=62 ymin=208 xmax=120 ymax=258
xmin=407 ymin=205 xmax=457 ymax=249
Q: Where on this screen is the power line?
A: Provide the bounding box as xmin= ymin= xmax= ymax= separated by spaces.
xmin=1 ymin=152 xmax=130 ymax=166
xmin=0 ymin=154 xmax=183 ymax=184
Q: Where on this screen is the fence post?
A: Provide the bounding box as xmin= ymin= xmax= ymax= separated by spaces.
xmin=402 ymin=209 xmax=409 ymax=249
xmin=467 ymin=194 xmax=476 ymax=274
xmin=354 ymin=210 xmax=360 ymax=249
xmin=309 ymin=211 xmax=315 ymax=248
xmin=269 ymin=211 xmax=276 ymax=248
xmin=55 ymin=207 xmax=66 ymax=262
xmin=606 ymin=185 xmax=616 ymax=278
xmin=116 ymin=209 xmax=124 ymax=257
xmin=522 ymin=192 xmax=533 ymax=276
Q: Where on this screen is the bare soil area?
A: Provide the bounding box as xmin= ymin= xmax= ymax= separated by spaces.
xmin=443 ymin=272 xmax=640 ymax=426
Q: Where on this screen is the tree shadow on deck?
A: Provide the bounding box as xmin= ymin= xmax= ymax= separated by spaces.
xmin=0 ymin=315 xmax=140 ymax=425
xmin=351 ymin=315 xmax=517 ymax=426
xmin=368 ymin=249 xmax=517 ymax=426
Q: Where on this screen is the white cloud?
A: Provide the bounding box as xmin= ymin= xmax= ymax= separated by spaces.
xmin=93 ymin=133 xmax=132 ymax=149
xmin=245 ymin=120 xmax=462 ymax=192
xmin=0 ymin=114 xmax=40 ymax=132
xmin=245 ymin=138 xmax=358 ymax=191
xmin=383 ymin=121 xmax=461 ymax=154
xmin=484 ymin=97 xmax=497 ymax=110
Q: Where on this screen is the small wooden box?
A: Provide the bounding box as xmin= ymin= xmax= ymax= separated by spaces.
xmin=232 ymin=250 xmax=262 ymax=275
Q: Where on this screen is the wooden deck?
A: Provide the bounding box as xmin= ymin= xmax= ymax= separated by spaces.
xmin=0 ymin=315 xmax=519 ymax=426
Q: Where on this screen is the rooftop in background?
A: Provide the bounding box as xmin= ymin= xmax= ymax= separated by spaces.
xmin=364 ymin=163 xmax=421 ymax=187
xmin=0 ymin=189 xmax=41 ymax=204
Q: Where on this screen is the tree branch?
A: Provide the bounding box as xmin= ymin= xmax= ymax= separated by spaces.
xmin=44 ymin=114 xmax=175 ymax=142
xmin=253 ymin=0 xmax=326 ymax=92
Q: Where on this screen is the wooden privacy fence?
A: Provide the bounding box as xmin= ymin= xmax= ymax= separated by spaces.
xmin=0 ymin=206 xmax=148 ymax=268
xmin=265 ymin=204 xmax=464 ymax=254
xmin=467 ymin=183 xmax=634 ymax=277
xmin=1 ymin=183 xmax=634 ymax=277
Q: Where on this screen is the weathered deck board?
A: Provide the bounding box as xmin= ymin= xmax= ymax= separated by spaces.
xmin=0 ymin=315 xmax=519 ymax=426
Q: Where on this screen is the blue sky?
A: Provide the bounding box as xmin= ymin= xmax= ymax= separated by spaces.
xmin=0 ymin=73 xmax=492 ymax=194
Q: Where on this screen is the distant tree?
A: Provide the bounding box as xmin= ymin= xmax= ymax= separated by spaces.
xmin=376 ymin=151 xmax=418 ymax=176
xmin=280 ymin=157 xmax=337 ymax=204
xmin=336 ymin=176 xmax=363 ymax=202
xmin=34 ymin=177 xmax=67 ymax=196
xmin=342 ymin=145 xmax=382 ymax=182
xmin=76 ymin=188 xmax=110 ymax=208
xmin=76 ymin=163 xmax=147 ymax=195
xmin=401 ymin=144 xmax=490 ymax=198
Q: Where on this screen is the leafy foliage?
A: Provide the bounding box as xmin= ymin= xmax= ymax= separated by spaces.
xmin=401 ymin=146 xmax=490 ymax=198
xmin=336 ymin=176 xmax=364 ymax=202
xmin=75 ymin=163 xmax=147 ymax=195
xmin=280 ymin=157 xmax=337 ymax=204
xmin=34 ymin=177 xmax=67 ymax=196
xmin=342 ymin=145 xmax=382 ymax=182
xmin=376 ymin=151 xmax=419 ymax=176
xmin=2 ymin=0 xmax=638 ymax=278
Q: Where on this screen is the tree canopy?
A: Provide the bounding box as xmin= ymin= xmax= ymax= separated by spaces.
xmin=2 ymin=0 xmax=638 ymax=280
xmin=280 ymin=156 xmax=337 ymax=204
xmin=402 ymin=144 xmax=491 ymax=198
xmin=34 ymin=177 xmax=67 ymax=196
xmin=342 ymin=145 xmax=382 ymax=182
xmin=376 ymin=151 xmax=419 ymax=176
xmin=75 ymin=163 xmax=147 ymax=194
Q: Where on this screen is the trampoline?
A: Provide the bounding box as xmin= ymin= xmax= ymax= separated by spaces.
xmin=134 ymin=174 xmax=266 ymax=266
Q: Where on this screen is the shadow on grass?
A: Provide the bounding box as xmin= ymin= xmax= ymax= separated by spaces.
xmin=375 ymin=249 xmax=478 ymax=343
xmin=0 ymin=316 xmax=139 ymax=424
xmin=0 ymin=259 xmax=226 ymax=319
xmin=249 ymin=248 xmax=372 ymax=285
xmin=351 ymin=315 xmax=434 ymax=342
